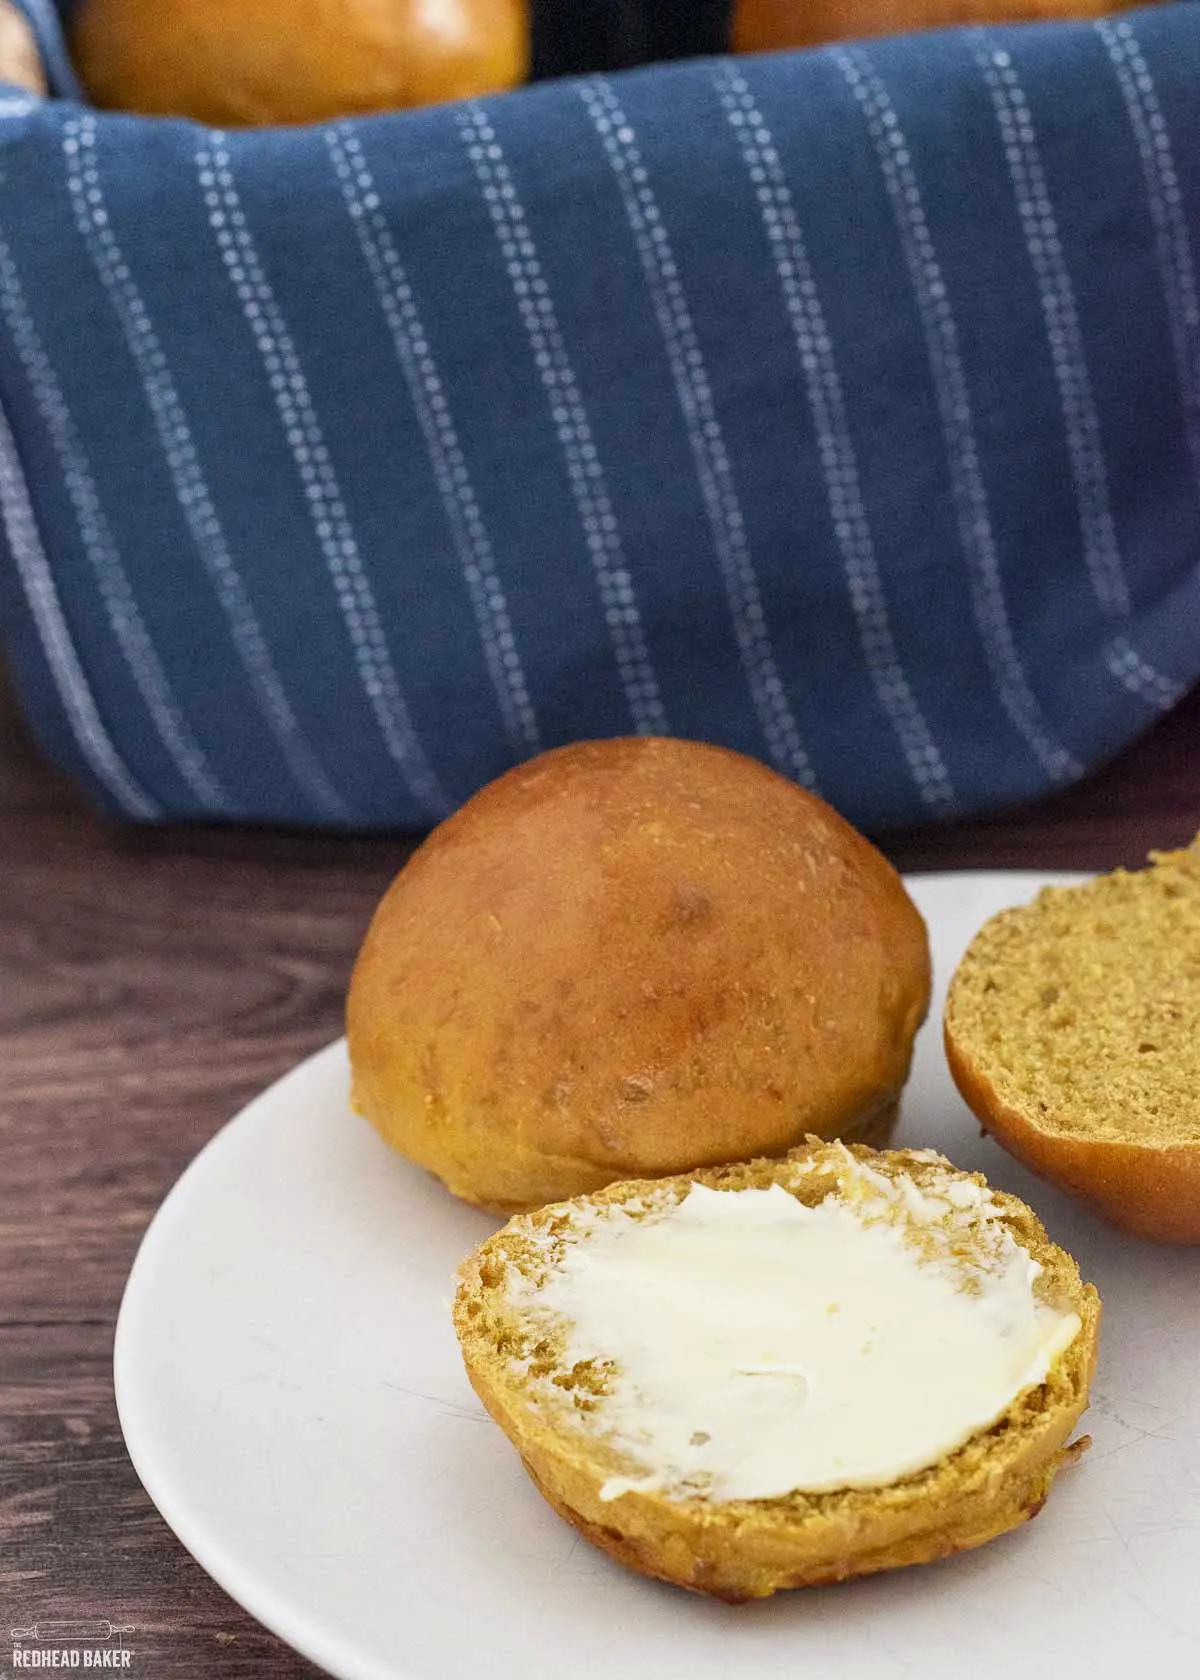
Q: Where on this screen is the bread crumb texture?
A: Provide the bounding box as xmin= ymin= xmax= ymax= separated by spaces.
xmin=947 ymin=840 xmax=1200 ymax=1145
xmin=453 ymin=1142 xmax=1099 ymax=1598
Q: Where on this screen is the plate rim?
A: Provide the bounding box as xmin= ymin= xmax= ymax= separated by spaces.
xmin=112 ymin=1038 xmax=389 ymax=1680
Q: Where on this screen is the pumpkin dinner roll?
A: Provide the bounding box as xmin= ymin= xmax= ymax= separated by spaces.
xmin=453 ymin=1141 xmax=1099 ymax=1600
xmin=348 ymin=737 xmax=931 ymax=1213
xmin=70 ymin=0 xmax=527 ymax=124
xmin=945 ymin=839 xmax=1200 ymax=1243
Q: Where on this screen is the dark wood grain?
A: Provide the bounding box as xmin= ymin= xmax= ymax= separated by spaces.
xmin=1 ymin=662 xmax=1197 ymax=1678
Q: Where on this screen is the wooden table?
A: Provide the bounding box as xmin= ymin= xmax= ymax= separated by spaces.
xmin=2 ymin=665 xmax=1197 ymax=1677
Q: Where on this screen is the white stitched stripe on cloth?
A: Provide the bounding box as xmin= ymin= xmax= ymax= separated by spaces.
xmin=0 ymin=392 xmax=158 ymax=816
xmin=326 ymin=121 xmax=541 ymax=761
xmin=1104 ymin=633 xmax=1187 ymax=711
xmin=714 ymin=61 xmax=956 ymax=813
xmin=579 ymin=75 xmax=818 ymax=790
xmin=974 ymin=36 xmax=1132 ymax=626
xmin=836 ymin=45 xmax=1081 ymax=784
xmin=0 ymin=227 xmax=231 ymax=811
xmin=1098 ymin=17 xmax=1200 ymax=493
xmin=198 ymin=129 xmax=452 ymax=818
xmin=65 ymin=114 xmax=351 ymax=821
xmin=457 ymin=99 xmax=668 ymax=736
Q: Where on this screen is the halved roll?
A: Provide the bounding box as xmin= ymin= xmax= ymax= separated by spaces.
xmin=945 ymin=839 xmax=1200 ymax=1243
xmin=453 ymin=1140 xmax=1099 ymax=1600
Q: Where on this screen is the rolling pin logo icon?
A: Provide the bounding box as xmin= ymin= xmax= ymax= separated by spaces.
xmin=11 ymin=1624 xmax=134 ymax=1642
xmin=9 ymin=1622 xmax=136 ymax=1668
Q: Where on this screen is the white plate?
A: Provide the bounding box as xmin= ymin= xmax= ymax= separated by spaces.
xmin=114 ymin=872 xmax=1200 ymax=1680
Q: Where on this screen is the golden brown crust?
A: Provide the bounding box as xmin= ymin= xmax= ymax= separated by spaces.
xmin=0 ymin=0 xmax=46 ymax=95
xmin=70 ymin=0 xmax=526 ymax=125
xmin=946 ymin=1031 xmax=1200 ymax=1244
xmin=517 ymin=1438 xmax=1072 ymax=1600
xmin=944 ymin=840 xmax=1200 ymax=1244
xmin=454 ymin=1143 xmax=1100 ymax=1600
xmin=348 ymin=737 xmax=931 ymax=1212
xmin=733 ymin=0 xmax=1134 ymax=58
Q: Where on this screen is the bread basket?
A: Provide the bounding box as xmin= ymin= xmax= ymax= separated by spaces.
xmin=0 ymin=0 xmax=1195 ymax=829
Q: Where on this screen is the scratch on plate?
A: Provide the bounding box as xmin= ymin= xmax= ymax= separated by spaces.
xmin=378 ymin=1379 xmax=487 ymax=1421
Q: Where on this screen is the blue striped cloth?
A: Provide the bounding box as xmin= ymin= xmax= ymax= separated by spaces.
xmin=0 ymin=3 xmax=1196 ymax=829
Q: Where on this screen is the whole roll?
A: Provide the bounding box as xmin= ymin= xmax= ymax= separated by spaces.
xmin=347 ymin=736 xmax=931 ymax=1212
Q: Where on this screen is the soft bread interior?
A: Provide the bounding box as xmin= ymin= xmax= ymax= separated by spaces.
xmin=946 ymin=839 xmax=1200 ymax=1145
xmin=453 ymin=1142 xmax=1099 ymax=1599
